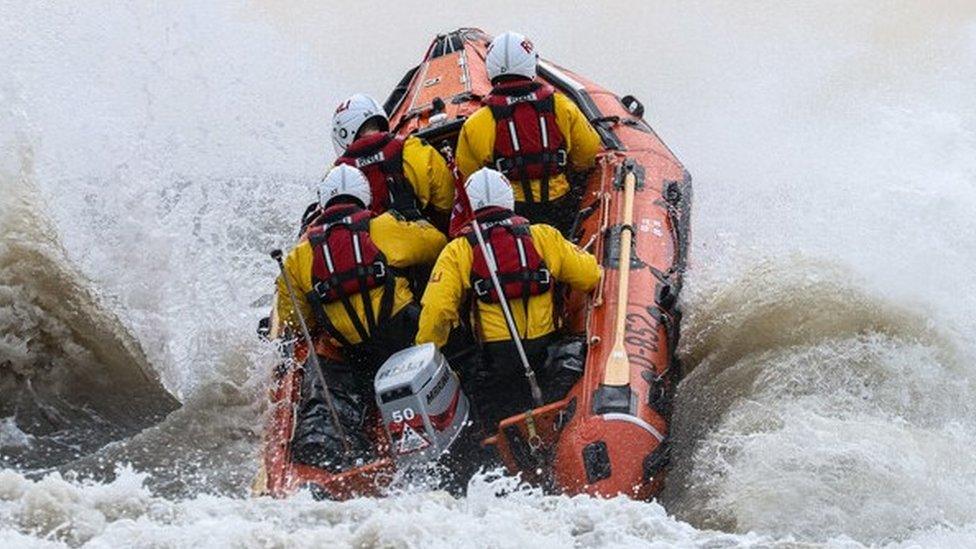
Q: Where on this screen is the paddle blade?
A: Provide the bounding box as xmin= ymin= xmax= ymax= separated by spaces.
xmin=602 ymin=342 xmax=631 ymax=386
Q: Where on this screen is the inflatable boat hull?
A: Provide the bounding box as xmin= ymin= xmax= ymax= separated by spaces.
xmin=255 ymin=28 xmax=690 ymax=500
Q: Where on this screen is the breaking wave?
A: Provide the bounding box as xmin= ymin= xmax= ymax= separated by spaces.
xmin=665 ymin=260 xmax=976 ymax=543
xmin=0 ymin=467 xmax=772 ymax=548
xmin=0 ymin=151 xmax=178 ymax=471
xmin=2 ymin=1 xmax=975 ymax=547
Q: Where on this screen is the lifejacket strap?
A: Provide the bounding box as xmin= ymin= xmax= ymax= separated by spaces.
xmin=305 ymin=289 xmax=353 ymax=348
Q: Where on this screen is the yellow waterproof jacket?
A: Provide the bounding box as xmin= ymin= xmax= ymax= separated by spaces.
xmin=455 ymin=91 xmax=601 ymax=203
xmin=402 ymin=136 xmax=456 ymax=213
xmin=338 ymin=134 xmax=455 ymax=214
xmin=416 ymin=223 xmax=601 ymax=348
xmin=276 ymin=211 xmax=447 ymax=346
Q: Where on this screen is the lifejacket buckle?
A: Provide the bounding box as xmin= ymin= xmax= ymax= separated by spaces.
xmin=494 ymin=158 xmax=511 ymax=174
xmin=555 ymin=149 xmax=567 ymax=167
xmin=313 ymin=280 xmax=332 ymax=297
xmin=539 ymin=268 xmax=551 ymax=286
xmin=472 ymin=278 xmax=491 ymax=297
xmin=372 ymin=261 xmax=387 ymax=279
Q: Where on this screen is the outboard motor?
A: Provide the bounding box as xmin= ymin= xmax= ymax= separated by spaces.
xmin=374 ymin=343 xmax=469 ymax=466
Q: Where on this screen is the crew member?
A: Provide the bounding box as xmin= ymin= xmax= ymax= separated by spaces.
xmin=331 ymin=93 xmax=455 ymax=229
xmin=276 ymin=164 xmax=447 ymax=470
xmin=455 ymin=32 xmax=601 ymax=231
xmin=416 ymin=168 xmax=600 ymax=427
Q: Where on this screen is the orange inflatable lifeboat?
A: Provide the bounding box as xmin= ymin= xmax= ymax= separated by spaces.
xmin=253 ymin=28 xmax=691 ymax=501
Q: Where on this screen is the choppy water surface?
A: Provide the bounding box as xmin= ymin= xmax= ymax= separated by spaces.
xmin=2 ymin=2 xmax=974 ymax=547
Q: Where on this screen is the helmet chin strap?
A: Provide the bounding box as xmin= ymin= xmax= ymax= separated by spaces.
xmin=492 ymin=74 xmax=533 ymax=86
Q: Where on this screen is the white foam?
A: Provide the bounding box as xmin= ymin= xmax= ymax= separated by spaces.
xmin=0 ymin=467 xmax=772 ymax=548
xmin=0 ymin=418 xmax=32 ymax=450
xmin=2 ymin=2 xmax=975 ymax=546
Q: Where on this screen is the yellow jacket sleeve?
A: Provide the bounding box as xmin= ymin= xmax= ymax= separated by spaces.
xmin=370 ymin=213 xmax=447 ymax=267
xmin=416 ymin=239 xmax=471 ymax=348
xmin=454 ymin=107 xmax=495 ymax=180
xmin=553 ymin=93 xmax=601 ymax=172
xmin=530 ymin=224 xmax=601 ymax=292
xmin=274 ymin=242 xmax=314 ymax=332
xmin=402 ymin=136 xmax=456 ymax=213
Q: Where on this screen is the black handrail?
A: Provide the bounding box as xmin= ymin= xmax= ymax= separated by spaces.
xmin=537 ymin=63 xmax=624 ymax=151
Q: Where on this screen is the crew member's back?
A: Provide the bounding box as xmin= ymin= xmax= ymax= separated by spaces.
xmin=455 ymin=31 xmax=601 ymax=231
xmin=417 ymin=168 xmax=600 ymax=426
xmin=276 ymin=164 xmax=447 ymax=470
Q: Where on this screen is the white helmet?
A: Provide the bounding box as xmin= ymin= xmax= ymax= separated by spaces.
xmin=331 ymin=93 xmax=388 ymax=155
xmin=318 ymin=164 xmax=372 ymax=208
xmin=465 ymin=168 xmax=514 ymax=212
xmin=485 ymin=31 xmax=538 ymax=83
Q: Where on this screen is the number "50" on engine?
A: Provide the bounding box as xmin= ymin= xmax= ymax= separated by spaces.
xmin=391 ymin=408 xmax=416 ymax=423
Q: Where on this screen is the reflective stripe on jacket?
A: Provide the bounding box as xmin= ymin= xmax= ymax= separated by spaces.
xmin=335 ymin=134 xmax=455 ymax=214
xmin=455 ymin=90 xmax=601 ymax=202
xmin=277 ymin=213 xmax=447 ymax=346
xmin=416 ymin=222 xmax=600 ymax=348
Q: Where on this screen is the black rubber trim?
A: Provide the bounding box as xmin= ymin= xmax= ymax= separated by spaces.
xmin=656 ymin=281 xmax=677 ymax=311
xmin=304 ymin=483 xmax=333 ymax=501
xmin=642 ymin=439 xmax=670 ymax=483
xmin=412 ymin=118 xmax=466 ymax=144
xmin=645 ymin=305 xmax=680 ymax=416
xmin=383 ymin=65 xmax=420 ymax=117
xmin=537 ymin=63 xmax=623 ymax=151
xmin=674 ymin=171 xmax=694 ymax=273
xmin=592 ymin=384 xmax=632 ymax=415
xmin=646 ymin=372 xmax=670 ymax=415
xmin=647 ymin=306 xmax=675 ymax=353
xmin=591 ymin=115 xmax=620 ymax=127
xmin=428 ymin=31 xmax=465 ymax=59
xmin=621 ymin=117 xmax=653 ymax=133
xmin=504 ymin=424 xmax=537 ymax=472
xmin=613 ymin=159 xmax=645 ymax=191
xmin=583 ymin=441 xmax=612 ymax=484
xmin=568 ymin=203 xmax=597 ymax=242
xmin=555 ymin=397 xmax=578 ymax=431
xmin=603 ymin=224 xmax=646 ymax=270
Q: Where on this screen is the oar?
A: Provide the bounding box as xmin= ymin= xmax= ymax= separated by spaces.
xmin=602 ymin=170 xmax=637 ymax=386
xmin=440 ymin=145 xmax=544 ymax=407
xmin=271 ymin=249 xmax=352 ymax=457
xmin=467 ymin=214 xmax=544 ymax=407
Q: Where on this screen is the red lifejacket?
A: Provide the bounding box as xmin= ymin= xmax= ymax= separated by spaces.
xmin=462 ymin=209 xmax=551 ymax=304
xmin=304 ymin=204 xmax=395 ymax=346
xmin=335 ymin=133 xmax=423 ymax=219
xmin=484 ymin=81 xmax=567 ymax=203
